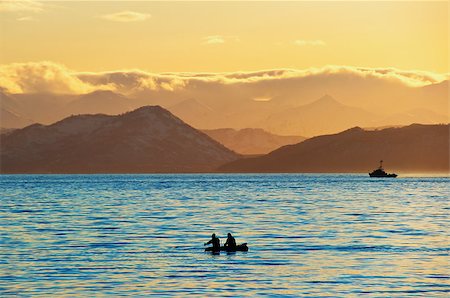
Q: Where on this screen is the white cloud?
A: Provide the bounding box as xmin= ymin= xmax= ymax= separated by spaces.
xmin=100 ymin=11 xmax=151 ymax=22
xmin=203 ymin=35 xmax=225 ymax=45
xmin=16 ymin=16 xmax=34 ymax=21
xmin=294 ymin=39 xmax=326 ymax=46
xmin=203 ymin=35 xmax=239 ymax=45
xmin=253 ymin=97 xmax=272 ymax=102
xmin=0 ymin=0 xmax=43 ymax=13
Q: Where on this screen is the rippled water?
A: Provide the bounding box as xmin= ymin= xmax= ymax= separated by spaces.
xmin=1 ymin=174 xmax=449 ymax=296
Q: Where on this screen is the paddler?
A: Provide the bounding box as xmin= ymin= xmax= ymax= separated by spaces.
xmin=224 ymin=233 xmax=237 ymax=249
xmin=204 ymin=233 xmax=220 ymax=251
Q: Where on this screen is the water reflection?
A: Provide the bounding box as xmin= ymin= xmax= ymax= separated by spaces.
xmin=1 ymin=174 xmax=449 ymax=296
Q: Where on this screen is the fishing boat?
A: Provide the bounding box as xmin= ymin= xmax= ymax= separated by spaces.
xmin=369 ymin=160 xmax=397 ymax=178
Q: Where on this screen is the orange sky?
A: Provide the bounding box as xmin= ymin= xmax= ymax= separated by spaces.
xmin=0 ymin=1 xmax=448 ymax=73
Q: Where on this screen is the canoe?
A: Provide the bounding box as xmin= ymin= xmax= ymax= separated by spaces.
xmin=205 ymin=243 xmax=248 ymax=252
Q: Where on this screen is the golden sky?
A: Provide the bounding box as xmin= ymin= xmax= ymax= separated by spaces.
xmin=0 ymin=1 xmax=448 ymax=73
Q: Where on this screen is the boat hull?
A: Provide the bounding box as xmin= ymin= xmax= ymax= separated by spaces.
xmin=205 ymin=243 xmax=248 ymax=252
xmin=369 ymin=173 xmax=397 ymax=178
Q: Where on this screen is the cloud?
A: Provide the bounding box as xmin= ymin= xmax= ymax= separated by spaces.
xmin=77 ymin=71 xmax=188 ymax=94
xmin=253 ymin=97 xmax=272 ymax=102
xmin=0 ymin=0 xmax=43 ymax=13
xmin=16 ymin=16 xmax=34 ymax=21
xmin=0 ymin=61 xmax=113 ymax=94
xmin=203 ymin=36 xmax=225 ymax=45
xmin=202 ymin=35 xmax=239 ymax=45
xmin=294 ymin=39 xmax=326 ymax=46
xmin=0 ymin=61 xmax=447 ymax=96
xmin=100 ymin=11 xmax=151 ymax=22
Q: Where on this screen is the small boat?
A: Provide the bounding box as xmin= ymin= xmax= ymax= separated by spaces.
xmin=369 ymin=160 xmax=397 ymax=178
xmin=205 ymin=243 xmax=248 ymax=252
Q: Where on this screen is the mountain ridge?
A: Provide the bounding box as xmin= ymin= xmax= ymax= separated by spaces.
xmin=1 ymin=106 xmax=239 ymax=173
xmin=219 ymin=124 xmax=450 ymax=173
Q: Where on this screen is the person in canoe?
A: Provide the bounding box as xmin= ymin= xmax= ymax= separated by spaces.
xmin=224 ymin=232 xmax=236 ymax=250
xmin=204 ymin=233 xmax=220 ymax=251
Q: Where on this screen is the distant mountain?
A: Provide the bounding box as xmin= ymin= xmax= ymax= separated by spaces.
xmin=203 ymin=128 xmax=305 ymax=155
xmin=1 ymin=91 xmax=23 ymax=113
xmin=380 ymin=108 xmax=449 ymax=126
xmin=418 ymin=80 xmax=448 ymax=113
xmin=0 ymin=90 xmax=138 ymax=129
xmin=219 ymin=124 xmax=450 ymax=173
xmin=63 ymin=90 xmax=135 ymax=116
xmin=261 ymin=95 xmax=377 ymax=136
xmin=0 ymin=107 xmax=33 ymax=129
xmin=0 ymin=92 xmax=33 ymax=128
xmin=0 ymin=106 xmax=238 ymax=173
xmin=5 ymin=92 xmax=76 ymax=125
xmin=167 ymin=98 xmax=228 ymax=129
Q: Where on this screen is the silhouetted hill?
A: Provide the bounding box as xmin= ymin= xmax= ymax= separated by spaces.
xmin=0 ymin=128 xmax=16 ymax=136
xmin=219 ymin=124 xmax=449 ymax=173
xmin=203 ymin=128 xmax=305 ymax=155
xmin=0 ymin=106 xmax=238 ymax=173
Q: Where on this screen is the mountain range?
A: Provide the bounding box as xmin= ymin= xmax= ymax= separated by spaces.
xmin=1 ymin=103 xmax=447 ymax=174
xmin=1 ymin=77 xmax=448 ymax=137
xmin=0 ymin=106 xmax=238 ymax=173
xmin=219 ymin=124 xmax=450 ymax=173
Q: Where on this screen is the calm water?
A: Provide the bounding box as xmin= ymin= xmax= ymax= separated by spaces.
xmin=1 ymin=174 xmax=449 ymax=297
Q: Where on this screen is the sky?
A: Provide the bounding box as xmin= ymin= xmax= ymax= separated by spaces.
xmin=0 ymin=1 xmax=448 ymax=73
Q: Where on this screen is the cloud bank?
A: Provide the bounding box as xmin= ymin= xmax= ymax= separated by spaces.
xmin=0 ymin=61 xmax=447 ymax=95
xmin=0 ymin=61 xmax=112 ymax=94
xmin=1 ymin=61 xmax=447 ymax=135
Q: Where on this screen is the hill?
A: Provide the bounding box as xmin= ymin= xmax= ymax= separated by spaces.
xmin=219 ymin=124 xmax=449 ymax=173
xmin=203 ymin=128 xmax=305 ymax=155
xmin=0 ymin=106 xmax=238 ymax=173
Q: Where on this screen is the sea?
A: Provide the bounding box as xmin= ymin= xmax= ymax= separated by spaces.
xmin=1 ymin=174 xmax=449 ymax=297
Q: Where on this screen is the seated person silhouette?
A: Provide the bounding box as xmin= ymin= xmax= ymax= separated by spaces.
xmin=204 ymin=233 xmax=220 ymax=251
xmin=224 ymin=233 xmax=236 ymax=249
